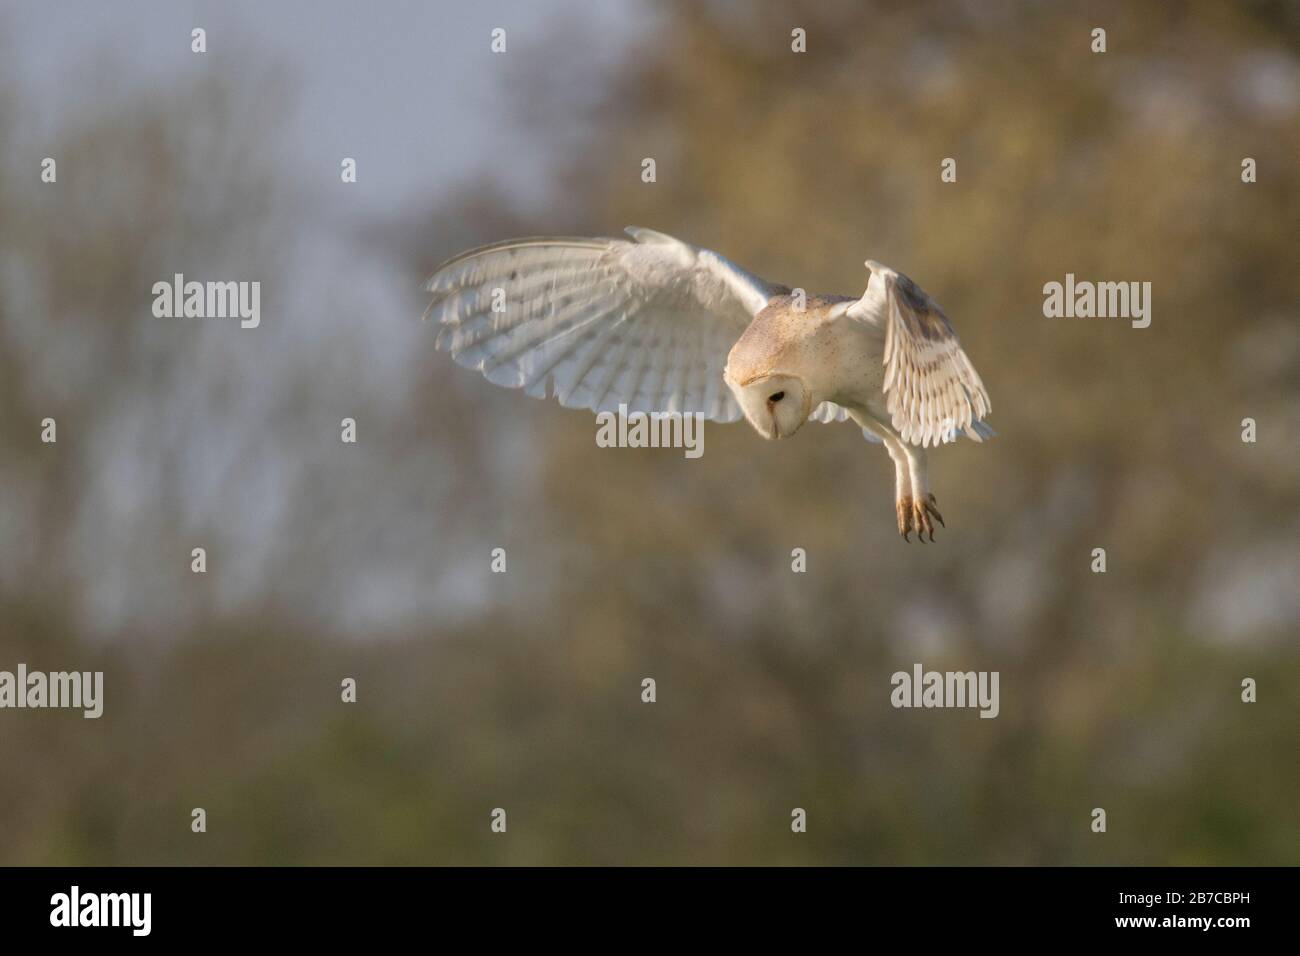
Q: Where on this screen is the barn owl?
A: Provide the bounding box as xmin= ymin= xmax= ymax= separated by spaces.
xmin=425 ymin=227 xmax=992 ymax=540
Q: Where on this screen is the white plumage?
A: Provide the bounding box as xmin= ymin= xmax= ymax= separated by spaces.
xmin=426 ymin=227 xmax=993 ymax=540
xmin=853 ymin=261 xmax=993 ymax=448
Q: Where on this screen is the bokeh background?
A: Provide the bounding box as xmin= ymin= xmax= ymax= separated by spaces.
xmin=1 ymin=0 xmax=1297 ymax=865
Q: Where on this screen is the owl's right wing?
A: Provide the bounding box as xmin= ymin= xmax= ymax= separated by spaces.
xmin=846 ymin=261 xmax=992 ymax=448
xmin=425 ymin=227 xmax=779 ymax=422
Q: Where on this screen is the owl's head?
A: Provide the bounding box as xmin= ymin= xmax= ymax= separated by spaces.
xmin=727 ymin=372 xmax=812 ymax=440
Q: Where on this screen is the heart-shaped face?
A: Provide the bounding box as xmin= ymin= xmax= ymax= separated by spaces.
xmin=725 ymin=371 xmax=811 ymax=440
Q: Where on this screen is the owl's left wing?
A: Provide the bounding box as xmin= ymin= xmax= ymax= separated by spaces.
xmin=846 ymin=261 xmax=992 ymax=448
xmin=426 ymin=227 xmax=778 ymax=422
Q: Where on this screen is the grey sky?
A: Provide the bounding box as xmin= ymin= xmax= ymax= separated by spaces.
xmin=8 ymin=0 xmax=648 ymax=212
xmin=3 ymin=0 xmax=656 ymax=637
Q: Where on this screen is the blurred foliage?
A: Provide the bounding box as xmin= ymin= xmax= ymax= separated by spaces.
xmin=1 ymin=1 xmax=1298 ymax=864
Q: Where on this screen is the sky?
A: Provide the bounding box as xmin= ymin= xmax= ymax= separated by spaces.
xmin=7 ymin=0 xmax=649 ymax=213
xmin=3 ymin=0 xmax=656 ymax=636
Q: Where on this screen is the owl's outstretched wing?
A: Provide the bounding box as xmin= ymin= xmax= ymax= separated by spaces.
xmin=846 ymin=261 xmax=992 ymax=448
xmin=425 ymin=227 xmax=779 ymax=422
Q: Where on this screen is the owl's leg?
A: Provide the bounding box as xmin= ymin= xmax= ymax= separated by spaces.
xmin=903 ymin=444 xmax=944 ymax=542
xmin=850 ymin=411 xmax=915 ymax=540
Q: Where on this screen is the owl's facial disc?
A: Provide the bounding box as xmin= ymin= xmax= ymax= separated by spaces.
xmin=731 ymin=373 xmax=812 ymax=440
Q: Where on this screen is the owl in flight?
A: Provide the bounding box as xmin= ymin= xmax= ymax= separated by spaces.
xmin=425 ymin=227 xmax=992 ymax=540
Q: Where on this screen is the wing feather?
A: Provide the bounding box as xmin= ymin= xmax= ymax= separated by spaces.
xmin=849 ymin=261 xmax=992 ymax=447
xmin=425 ymin=228 xmax=776 ymax=422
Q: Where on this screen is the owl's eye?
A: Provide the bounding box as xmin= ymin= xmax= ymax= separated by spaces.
xmin=768 ymin=391 xmax=785 ymax=403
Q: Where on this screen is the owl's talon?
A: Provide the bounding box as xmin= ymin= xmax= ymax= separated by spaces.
xmin=926 ymin=494 xmax=945 ymax=528
xmin=911 ymin=495 xmax=943 ymax=541
xmin=913 ymin=501 xmax=930 ymax=540
xmin=896 ymin=497 xmax=914 ymax=540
